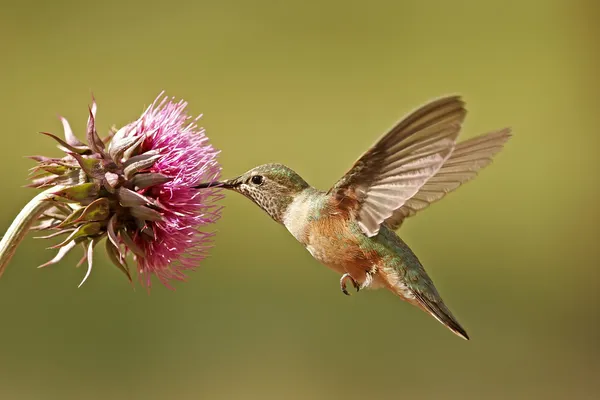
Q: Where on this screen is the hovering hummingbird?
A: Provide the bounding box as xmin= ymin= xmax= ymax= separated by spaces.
xmin=195 ymin=96 xmax=511 ymax=340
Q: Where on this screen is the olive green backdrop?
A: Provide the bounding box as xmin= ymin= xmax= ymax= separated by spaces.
xmin=1 ymin=1 xmax=598 ymax=399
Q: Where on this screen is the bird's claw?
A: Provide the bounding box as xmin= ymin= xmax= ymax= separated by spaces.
xmin=340 ymin=273 xmax=360 ymax=296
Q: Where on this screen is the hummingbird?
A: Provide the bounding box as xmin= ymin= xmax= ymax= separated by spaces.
xmin=195 ymin=96 xmax=511 ymax=340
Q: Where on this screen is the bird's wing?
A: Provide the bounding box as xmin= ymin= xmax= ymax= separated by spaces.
xmin=383 ymin=128 xmax=511 ymax=230
xmin=328 ymin=96 xmax=466 ymax=237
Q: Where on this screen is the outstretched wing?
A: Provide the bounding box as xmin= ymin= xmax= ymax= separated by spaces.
xmin=383 ymin=127 xmax=511 ymax=230
xmin=329 ymin=96 xmax=466 ymax=237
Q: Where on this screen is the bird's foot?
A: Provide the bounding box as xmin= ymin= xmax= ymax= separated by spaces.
xmin=340 ymin=273 xmax=360 ymax=296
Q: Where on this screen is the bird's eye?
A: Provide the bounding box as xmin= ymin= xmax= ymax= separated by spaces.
xmin=251 ymin=175 xmax=264 ymax=185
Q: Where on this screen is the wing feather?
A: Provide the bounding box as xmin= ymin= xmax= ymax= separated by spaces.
xmin=384 ymin=127 xmax=511 ymax=229
xmin=330 ymin=96 xmax=467 ymax=237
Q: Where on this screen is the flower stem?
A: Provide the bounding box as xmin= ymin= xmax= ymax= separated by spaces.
xmin=0 ymin=186 xmax=63 ymax=278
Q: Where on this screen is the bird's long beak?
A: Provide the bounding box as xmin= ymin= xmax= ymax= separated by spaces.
xmin=194 ymin=177 xmax=239 ymax=189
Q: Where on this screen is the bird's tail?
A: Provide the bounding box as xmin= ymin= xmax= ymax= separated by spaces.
xmin=382 ymin=267 xmax=470 ymax=340
xmin=412 ymin=292 xmax=470 ymax=340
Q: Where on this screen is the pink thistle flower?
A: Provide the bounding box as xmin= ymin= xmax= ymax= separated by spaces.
xmin=1 ymin=93 xmax=223 ymax=289
xmin=122 ymin=96 xmax=222 ymax=288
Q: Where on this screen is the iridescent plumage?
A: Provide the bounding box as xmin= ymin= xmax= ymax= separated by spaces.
xmin=197 ymin=96 xmax=511 ymax=339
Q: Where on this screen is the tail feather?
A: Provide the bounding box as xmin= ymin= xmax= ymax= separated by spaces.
xmin=376 ymin=228 xmax=470 ymax=340
xmin=413 ymin=292 xmax=470 ymax=340
xmin=382 ymin=268 xmax=470 ymax=340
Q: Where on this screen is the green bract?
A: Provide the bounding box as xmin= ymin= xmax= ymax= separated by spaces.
xmin=29 ymin=103 xmax=170 ymax=285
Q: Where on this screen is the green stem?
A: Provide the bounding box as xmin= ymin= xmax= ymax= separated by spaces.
xmin=0 ymin=186 xmax=63 ymax=277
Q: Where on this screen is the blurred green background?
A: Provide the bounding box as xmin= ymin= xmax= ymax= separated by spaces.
xmin=1 ymin=1 xmax=598 ymax=399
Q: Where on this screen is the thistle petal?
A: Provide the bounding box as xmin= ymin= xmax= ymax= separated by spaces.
xmin=24 ymin=93 xmax=222 ymax=289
